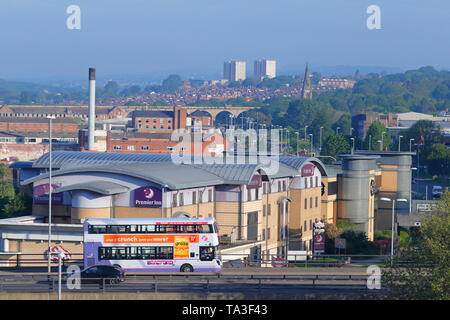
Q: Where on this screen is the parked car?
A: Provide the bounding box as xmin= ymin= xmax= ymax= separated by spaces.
xmin=69 ymin=264 xmax=125 ymax=285
xmin=432 ymin=185 xmax=444 ymax=198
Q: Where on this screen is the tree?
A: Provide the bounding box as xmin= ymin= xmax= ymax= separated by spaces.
xmin=161 ymin=74 xmax=183 ymax=92
xmin=0 ymin=164 xmax=9 ymax=180
xmin=282 ymin=99 xmax=317 ymax=130
xmin=322 ymin=134 xmax=350 ymax=158
xmin=382 ymin=192 xmax=450 ymax=299
xmin=425 ymin=143 xmax=450 ymax=176
xmin=103 ymin=81 xmax=119 ymax=98
xmin=365 ymin=121 xmax=391 ymax=151
xmin=332 ymin=114 xmax=352 ymax=136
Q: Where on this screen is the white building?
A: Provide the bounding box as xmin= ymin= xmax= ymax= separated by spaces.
xmin=223 ymin=61 xmax=246 ymax=82
xmin=254 ymin=59 xmax=276 ymax=80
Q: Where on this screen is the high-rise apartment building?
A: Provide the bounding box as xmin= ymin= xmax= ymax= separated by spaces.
xmin=254 ymin=59 xmax=276 ymax=79
xmin=223 ymin=61 xmax=246 ymax=82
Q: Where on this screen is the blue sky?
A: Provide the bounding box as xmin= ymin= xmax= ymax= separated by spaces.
xmin=0 ymin=0 xmax=449 ymax=81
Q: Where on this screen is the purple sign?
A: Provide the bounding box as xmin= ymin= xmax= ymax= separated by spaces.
xmin=301 ymin=164 xmax=315 ymax=177
xmin=134 ymin=186 xmax=162 ymax=208
xmin=247 ymin=175 xmax=262 ymax=189
xmin=33 ymin=183 xmax=63 ymax=205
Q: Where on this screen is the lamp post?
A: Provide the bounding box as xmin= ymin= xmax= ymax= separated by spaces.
xmin=336 ymin=127 xmax=340 ymax=135
xmin=350 ymin=127 xmax=354 ymax=136
xmin=319 ymin=126 xmax=323 ymax=152
xmin=304 ymin=126 xmax=308 ymax=141
xmin=380 ymin=197 xmax=408 ymax=266
xmin=47 ymin=115 xmax=56 ymax=274
xmin=398 ymin=135 xmax=403 ymax=152
xmin=296 ymin=132 xmax=299 ymax=156
xmin=378 ymin=140 xmax=382 ymax=151
xmin=350 ymin=137 xmax=355 ymax=154
xmin=409 ymin=139 xmax=414 ymax=152
xmin=309 ymin=134 xmax=313 ymax=155
xmin=369 ymin=134 xmax=372 ymax=151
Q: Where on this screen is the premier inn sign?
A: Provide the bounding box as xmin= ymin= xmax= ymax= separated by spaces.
xmin=301 ymin=164 xmax=315 ymax=177
xmin=134 ymin=186 xmax=162 ymax=208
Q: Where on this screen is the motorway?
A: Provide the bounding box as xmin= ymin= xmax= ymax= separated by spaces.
xmin=0 ymin=267 xmax=386 ymax=297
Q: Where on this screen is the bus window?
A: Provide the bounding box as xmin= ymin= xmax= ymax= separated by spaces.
xmin=129 ymin=225 xmax=139 ymax=233
xmin=200 ymin=247 xmax=215 ymax=261
xmin=141 ymin=225 xmax=155 ymax=233
xmin=157 ymin=247 xmax=174 ymax=259
xmin=108 ymin=225 xmax=128 ymax=234
xmin=111 ymin=247 xmax=127 ymax=259
xmin=88 ymin=225 xmax=107 ymax=234
xmin=128 ymin=247 xmax=141 ymax=259
xmin=141 ymin=247 xmax=156 ymax=259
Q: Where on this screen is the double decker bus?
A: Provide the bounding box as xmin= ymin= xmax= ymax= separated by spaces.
xmin=83 ymin=217 xmax=222 ymax=273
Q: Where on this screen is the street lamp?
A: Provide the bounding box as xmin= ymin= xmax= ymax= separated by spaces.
xmin=304 ymin=125 xmax=308 ymax=140
xmin=296 ymin=132 xmax=299 ymax=156
xmin=377 ymin=140 xmax=382 ymax=151
xmin=350 ymin=127 xmax=354 ymax=136
xmin=398 ymin=135 xmax=403 ymax=152
xmin=47 ymin=115 xmax=56 ymax=274
xmin=336 ymin=127 xmax=340 ymax=135
xmin=380 ymin=197 xmax=408 ymax=266
xmin=369 ymin=134 xmax=372 ymax=151
xmin=350 ymin=137 xmax=355 ymax=154
xmin=319 ymin=126 xmax=323 ymax=152
xmin=409 ymin=139 xmax=414 ymax=152
xmin=309 ymin=133 xmax=313 ymax=155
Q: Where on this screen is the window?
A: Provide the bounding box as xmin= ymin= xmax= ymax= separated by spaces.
xmin=282 ymin=181 xmax=286 ymax=192
xmin=255 ymin=188 xmax=259 ymax=200
xmin=310 ymin=220 xmax=313 ymax=230
xmin=315 ymin=196 xmax=318 ymax=208
xmin=192 ymin=191 xmax=197 ymax=205
xmin=267 ymin=228 xmax=271 ymax=239
xmin=310 ymin=177 xmax=313 ymax=188
xmin=113 ymin=146 xmax=122 ymax=150
xmin=310 ymin=197 xmax=313 ymax=208
xmin=278 ymin=181 xmax=281 ymax=192
xmin=179 ymin=193 xmax=184 ymax=206
xmin=247 ymin=188 xmax=252 ymax=201
xmin=141 ymin=146 xmax=149 ymax=150
xmin=263 ymin=204 xmax=266 ymax=217
xmin=88 ymin=225 xmax=107 ymax=234
xmin=305 ymin=178 xmax=308 ymax=188
xmin=263 ymin=183 xmax=267 ymax=194
xmin=199 ymin=246 xmax=215 ymax=261
xmin=172 ymin=194 xmax=177 ymax=207
xmin=315 ymin=176 xmax=319 ymax=188
xmin=127 ymin=145 xmax=135 ymax=151
xmin=304 ymin=220 xmax=307 ymax=231
xmin=304 ymin=198 xmax=307 ymax=210
xmin=262 ymin=229 xmax=266 ymax=241
xmin=267 ymin=204 xmax=271 ymax=216
xmin=208 ymin=189 xmax=212 ymax=202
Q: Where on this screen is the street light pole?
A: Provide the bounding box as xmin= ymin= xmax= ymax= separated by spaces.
xmin=319 ymin=126 xmax=323 ymax=152
xmin=398 ymin=135 xmax=403 ymax=152
xmin=309 ymin=134 xmax=313 ymax=155
xmin=380 ymin=197 xmax=407 ymax=266
xmin=409 ymin=139 xmax=414 ymax=152
xmin=350 ymin=138 xmax=355 ymax=154
xmin=47 ymin=115 xmax=55 ymax=274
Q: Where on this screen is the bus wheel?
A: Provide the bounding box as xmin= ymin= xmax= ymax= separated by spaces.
xmin=113 ymin=264 xmax=122 ymax=270
xmin=180 ymin=264 xmax=193 ymax=272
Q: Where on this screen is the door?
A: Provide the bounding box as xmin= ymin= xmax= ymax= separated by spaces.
xmin=247 ymin=211 xmax=258 ymax=241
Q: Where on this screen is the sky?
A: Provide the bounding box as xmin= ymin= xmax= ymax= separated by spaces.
xmin=0 ymin=0 xmax=449 ymax=82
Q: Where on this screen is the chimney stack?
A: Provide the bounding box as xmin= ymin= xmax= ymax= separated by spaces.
xmin=88 ymin=68 xmax=96 ymax=150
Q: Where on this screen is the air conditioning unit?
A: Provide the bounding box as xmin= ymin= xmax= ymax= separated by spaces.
xmin=414 ymin=222 xmax=421 ymax=227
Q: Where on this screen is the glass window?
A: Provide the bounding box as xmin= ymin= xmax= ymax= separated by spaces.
xmin=88 ymin=225 xmax=107 ymax=234
xmin=141 ymin=247 xmax=156 ymax=259
xmin=108 ymin=225 xmax=128 ymax=234
xmin=200 ymin=246 xmax=215 ymax=261
xmin=208 ymin=189 xmax=212 ymax=202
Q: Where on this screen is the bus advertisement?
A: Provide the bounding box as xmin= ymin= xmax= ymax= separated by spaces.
xmin=83 ymin=218 xmax=222 ymax=273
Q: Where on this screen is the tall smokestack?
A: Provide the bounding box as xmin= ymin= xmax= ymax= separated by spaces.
xmin=88 ymin=67 xmax=96 ymax=150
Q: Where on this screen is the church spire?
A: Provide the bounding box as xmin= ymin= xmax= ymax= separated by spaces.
xmin=301 ymin=63 xmax=313 ymax=99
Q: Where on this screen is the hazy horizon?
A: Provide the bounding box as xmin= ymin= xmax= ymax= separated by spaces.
xmin=1 ymin=0 xmax=449 ymax=83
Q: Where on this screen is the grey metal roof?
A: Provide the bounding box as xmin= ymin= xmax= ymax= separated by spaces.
xmin=23 ymin=162 xmax=225 ymax=190
xmin=279 ymin=156 xmax=328 ymax=176
xmin=54 ymin=181 xmax=129 ymax=195
xmin=32 ymin=151 xmax=173 ymax=169
xmin=192 ymin=164 xmax=261 ymax=185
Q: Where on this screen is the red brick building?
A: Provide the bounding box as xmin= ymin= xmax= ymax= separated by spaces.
xmin=0 ymin=117 xmax=80 ymax=133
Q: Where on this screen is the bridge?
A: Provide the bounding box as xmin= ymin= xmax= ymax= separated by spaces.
xmin=122 ymin=105 xmax=258 ymax=122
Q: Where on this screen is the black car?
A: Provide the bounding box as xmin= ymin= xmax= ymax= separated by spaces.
xmin=75 ymin=265 xmax=125 ymax=285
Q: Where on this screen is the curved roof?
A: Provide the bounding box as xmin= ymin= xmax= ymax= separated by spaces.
xmin=23 ymin=162 xmax=225 ymax=190
xmin=279 ymin=157 xmax=328 ymax=176
xmin=32 ymin=151 xmax=172 ymax=169
xmin=54 ymin=181 xmax=129 ymax=195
